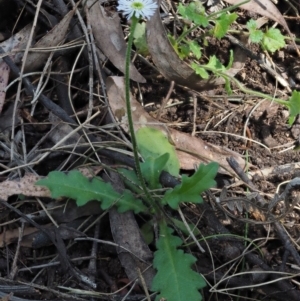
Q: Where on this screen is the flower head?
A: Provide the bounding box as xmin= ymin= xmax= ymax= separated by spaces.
xmin=117 ymin=0 xmax=158 ymax=20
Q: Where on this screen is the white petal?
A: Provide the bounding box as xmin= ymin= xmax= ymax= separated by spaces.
xmin=117 ymin=0 xmax=158 ymax=20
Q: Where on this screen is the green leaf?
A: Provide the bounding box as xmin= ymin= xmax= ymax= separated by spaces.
xmin=169 ymin=34 xmax=185 ymax=59
xmin=246 ymin=20 xmax=264 ymax=43
xmin=178 ymin=43 xmax=190 ymax=59
xmin=36 ymin=171 xmax=147 ymax=213
xmin=169 ymin=217 xmax=201 ymax=237
xmin=193 ymin=14 xmax=209 ymax=27
xmin=213 ymin=13 xmax=238 ymax=39
xmin=287 ymin=91 xmax=300 ymax=125
xmin=136 ymin=127 xmax=180 ymax=177
xmin=206 ymin=55 xmax=226 ymax=71
xmin=162 ymin=162 xmax=218 ymax=209
xmin=133 ymin=22 xmax=149 ymax=56
xmin=249 ymin=29 xmax=264 ymax=43
xmin=191 ymin=62 xmax=209 ymax=79
xmin=261 ymin=28 xmax=285 ymax=53
xmin=194 ymin=0 xmax=206 ymax=14
xmin=152 ymin=223 xmax=206 ymax=301
xmin=141 ymin=153 xmax=170 ymax=189
xmin=178 ymin=3 xmax=208 ymax=27
xmin=189 ymin=40 xmax=202 ymax=59
xmin=117 ymin=168 xmax=143 ymax=195
xmin=246 ymin=19 xmax=257 ymax=32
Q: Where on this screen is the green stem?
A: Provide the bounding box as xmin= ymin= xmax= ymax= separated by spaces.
xmin=125 ymin=17 xmax=157 ymax=209
xmin=227 ymin=29 xmax=300 ymax=43
xmin=203 ymin=67 xmax=288 ymax=105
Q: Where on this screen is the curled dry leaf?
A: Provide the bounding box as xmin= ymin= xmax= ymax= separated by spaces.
xmin=86 ymin=0 xmax=146 ymax=83
xmin=0 ymin=227 xmax=38 ymax=248
xmin=110 ymin=208 xmax=155 ymax=289
xmin=146 ymin=0 xmax=246 ymax=91
xmin=106 ymin=76 xmax=247 ymax=174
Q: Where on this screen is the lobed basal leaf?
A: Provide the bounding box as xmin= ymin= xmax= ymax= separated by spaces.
xmin=152 ymin=223 xmax=206 ymax=301
xmin=162 ymin=162 xmax=218 ymax=209
xmin=36 ymin=170 xmax=147 ymax=213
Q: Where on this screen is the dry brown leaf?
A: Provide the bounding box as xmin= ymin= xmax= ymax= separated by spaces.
xmin=106 ymin=76 xmax=247 ymax=174
xmin=0 ymin=200 xmax=103 ymax=248
xmin=48 ymin=113 xmax=85 ymax=146
xmin=24 ymin=5 xmax=77 ymax=71
xmin=0 ymin=227 xmax=38 ymax=248
xmin=146 ymin=0 xmax=246 ymax=91
xmin=0 ymin=293 xmax=13 ymax=301
xmin=0 ymin=24 xmax=32 ymax=113
xmin=0 ymin=222 xmax=84 ymax=248
xmin=0 ymin=174 xmax=50 ymax=201
xmin=223 ymin=0 xmax=299 ymax=56
xmin=87 ymin=0 xmax=145 ymax=83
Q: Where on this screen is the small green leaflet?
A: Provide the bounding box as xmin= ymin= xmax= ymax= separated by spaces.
xmin=168 ymin=34 xmax=185 ymax=59
xmin=246 ymin=20 xmax=285 ymax=52
xmin=213 ymin=13 xmax=238 ymax=39
xmin=152 ymin=223 xmax=206 ymax=301
xmin=162 ymin=162 xmax=218 ymax=209
xmin=192 ymin=51 xmax=233 ymax=80
xmin=287 ymin=91 xmax=300 ymax=125
xmin=249 ymin=29 xmax=264 ymax=43
xmin=193 ymin=0 xmax=205 ymax=14
xmin=191 ymin=62 xmax=209 ymax=79
xmin=178 ymin=43 xmax=190 ymax=59
xmin=36 ymin=171 xmax=147 ymax=213
xmin=136 ymin=127 xmax=180 ymax=177
xmin=246 ymin=19 xmax=257 ymax=32
xmin=246 ymin=19 xmax=263 ymax=43
xmin=178 ymin=3 xmax=208 ymax=27
xmin=189 ymin=40 xmax=202 ymax=59
xmin=133 ymin=22 xmax=149 ymax=56
xmin=172 ymin=36 xmax=202 ymax=60
xmin=206 ymin=55 xmax=226 ymax=71
xmin=262 ymin=28 xmax=285 ymax=53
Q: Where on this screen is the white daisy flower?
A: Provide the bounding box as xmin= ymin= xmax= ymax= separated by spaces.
xmin=117 ymin=0 xmax=158 ymax=20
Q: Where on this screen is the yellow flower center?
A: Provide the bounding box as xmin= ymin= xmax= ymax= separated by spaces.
xmin=131 ymin=1 xmax=144 ymax=10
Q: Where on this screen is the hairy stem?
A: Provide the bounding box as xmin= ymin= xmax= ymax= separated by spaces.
xmin=125 ymin=17 xmax=157 ymax=209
